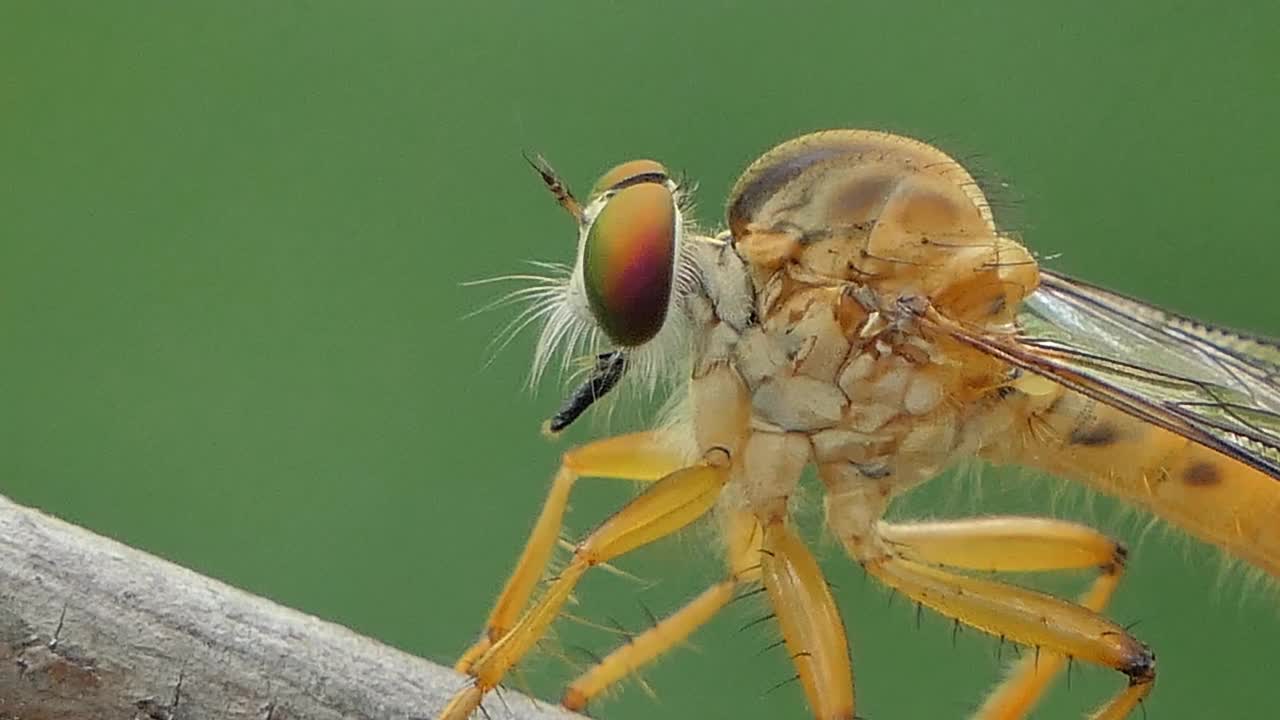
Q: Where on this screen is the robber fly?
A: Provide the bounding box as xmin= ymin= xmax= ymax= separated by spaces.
xmin=439 ymin=130 xmax=1280 ymax=720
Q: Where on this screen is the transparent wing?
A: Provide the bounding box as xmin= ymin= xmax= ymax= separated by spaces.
xmin=942 ymin=269 xmax=1280 ymax=478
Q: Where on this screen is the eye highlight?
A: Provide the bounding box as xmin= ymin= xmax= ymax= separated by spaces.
xmin=582 ymin=161 xmax=677 ymax=347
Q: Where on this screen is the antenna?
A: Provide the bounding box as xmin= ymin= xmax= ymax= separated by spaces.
xmin=523 ymin=151 xmax=585 ymax=224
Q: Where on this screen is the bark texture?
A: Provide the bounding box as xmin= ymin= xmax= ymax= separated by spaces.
xmin=0 ymin=495 xmax=580 ymax=720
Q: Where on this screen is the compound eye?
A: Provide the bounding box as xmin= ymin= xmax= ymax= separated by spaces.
xmin=589 ymin=159 xmax=671 ymax=200
xmin=583 ymin=179 xmax=677 ymax=346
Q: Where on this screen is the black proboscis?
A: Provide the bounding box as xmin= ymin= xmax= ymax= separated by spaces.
xmin=545 ymin=351 xmax=628 ymax=433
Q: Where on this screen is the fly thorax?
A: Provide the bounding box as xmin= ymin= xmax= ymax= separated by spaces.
xmin=733 ymin=270 xmax=983 ymax=494
xmin=727 ymin=129 xmax=1042 ymax=330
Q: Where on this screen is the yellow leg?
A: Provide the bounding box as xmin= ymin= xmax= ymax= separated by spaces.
xmin=455 ymin=431 xmax=688 ymax=672
xmin=560 ymin=513 xmax=764 ymax=711
xmin=858 ymin=548 xmax=1152 ymax=720
xmin=881 ymin=517 xmax=1127 ymax=720
xmin=438 ymin=447 xmax=731 ymax=720
xmin=761 ymin=519 xmax=855 ymax=720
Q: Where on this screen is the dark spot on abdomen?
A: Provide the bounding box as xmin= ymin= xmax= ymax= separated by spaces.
xmin=1182 ymin=460 xmax=1221 ymax=486
xmin=1069 ymin=422 xmax=1120 ymax=447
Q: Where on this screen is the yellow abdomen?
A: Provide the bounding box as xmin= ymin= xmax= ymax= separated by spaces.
xmin=985 ymin=379 xmax=1280 ymax=576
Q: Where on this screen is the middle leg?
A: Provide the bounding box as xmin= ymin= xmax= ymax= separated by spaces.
xmin=759 ymin=517 xmax=856 ymax=720
xmin=741 ymin=431 xmax=857 ymax=720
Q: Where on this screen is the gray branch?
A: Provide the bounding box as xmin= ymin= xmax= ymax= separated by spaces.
xmin=0 ymin=494 xmax=583 ymax=720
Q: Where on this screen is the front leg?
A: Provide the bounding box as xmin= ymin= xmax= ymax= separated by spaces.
xmin=560 ymin=511 xmax=764 ymax=712
xmin=455 ymin=431 xmax=689 ymax=672
xmin=438 ymin=447 xmax=731 ymax=720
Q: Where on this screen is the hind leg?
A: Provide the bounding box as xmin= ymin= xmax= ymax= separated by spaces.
xmin=822 ymin=468 xmax=1152 ymax=720
xmin=880 ymin=517 xmax=1129 ymax=719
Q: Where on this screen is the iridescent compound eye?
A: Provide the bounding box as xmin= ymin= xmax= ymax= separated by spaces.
xmin=589 ymin=159 xmax=670 ymax=200
xmin=582 ymin=160 xmax=677 ymax=347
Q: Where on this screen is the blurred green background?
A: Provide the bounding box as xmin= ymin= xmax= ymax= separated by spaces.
xmin=2 ymin=3 xmax=1278 ymax=719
